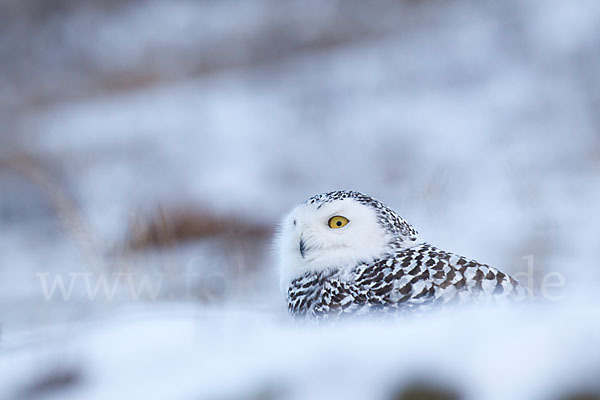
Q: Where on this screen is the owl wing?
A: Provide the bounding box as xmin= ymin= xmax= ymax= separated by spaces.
xmin=352 ymin=243 xmax=530 ymax=311
xmin=288 ymin=243 xmax=529 ymax=320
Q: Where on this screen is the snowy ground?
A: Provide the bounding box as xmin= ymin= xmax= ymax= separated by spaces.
xmin=1 ymin=0 xmax=600 ymax=398
xmin=2 ymin=302 xmax=600 ymax=400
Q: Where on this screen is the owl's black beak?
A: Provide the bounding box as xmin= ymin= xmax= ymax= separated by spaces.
xmin=299 ymin=237 xmax=307 ymax=259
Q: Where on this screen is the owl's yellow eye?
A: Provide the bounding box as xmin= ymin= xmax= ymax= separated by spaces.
xmin=328 ymin=215 xmax=349 ymax=229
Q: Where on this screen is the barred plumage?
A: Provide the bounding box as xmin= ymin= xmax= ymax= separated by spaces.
xmin=278 ymin=191 xmax=529 ymax=320
xmin=287 ymin=243 xmax=528 ymax=320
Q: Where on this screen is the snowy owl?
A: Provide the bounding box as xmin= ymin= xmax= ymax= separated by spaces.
xmin=277 ymin=191 xmax=529 ymax=319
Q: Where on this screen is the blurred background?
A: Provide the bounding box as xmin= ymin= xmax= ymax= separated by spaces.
xmin=1 ymin=0 xmax=600 ymax=399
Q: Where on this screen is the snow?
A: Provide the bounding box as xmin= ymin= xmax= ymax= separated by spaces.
xmin=2 ymin=0 xmax=600 ymax=398
xmin=1 ymin=302 xmax=600 ymax=400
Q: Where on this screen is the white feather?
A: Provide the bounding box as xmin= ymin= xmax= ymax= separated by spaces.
xmin=275 ymin=197 xmax=396 ymax=292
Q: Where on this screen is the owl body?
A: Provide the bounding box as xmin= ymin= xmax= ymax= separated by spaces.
xmin=278 ymin=191 xmax=529 ymax=320
xmin=287 ymin=243 xmax=528 ymax=319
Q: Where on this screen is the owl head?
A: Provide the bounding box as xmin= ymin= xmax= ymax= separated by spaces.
xmin=276 ymin=191 xmax=419 ymax=290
